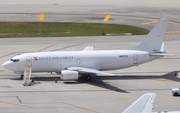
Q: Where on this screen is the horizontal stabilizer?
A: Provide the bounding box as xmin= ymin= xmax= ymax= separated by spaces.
xmin=149 ymin=53 xmax=174 ymax=56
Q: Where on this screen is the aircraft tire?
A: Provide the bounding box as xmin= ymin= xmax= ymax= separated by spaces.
xmin=86 ymin=75 xmax=91 ymax=80
xmin=173 ymin=92 xmax=178 ymax=96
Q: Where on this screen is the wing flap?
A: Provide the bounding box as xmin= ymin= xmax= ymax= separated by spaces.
xmin=122 ymin=93 xmax=156 ymax=113
xmin=67 ymin=67 xmax=115 ymax=76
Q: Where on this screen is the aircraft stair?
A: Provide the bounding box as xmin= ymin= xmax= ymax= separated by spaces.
xmin=22 ymin=65 xmax=32 ymax=86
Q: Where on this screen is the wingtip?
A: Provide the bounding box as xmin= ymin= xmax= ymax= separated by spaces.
xmin=160 ymin=18 xmax=168 ymax=22
xmin=143 ymin=93 xmax=156 ymax=96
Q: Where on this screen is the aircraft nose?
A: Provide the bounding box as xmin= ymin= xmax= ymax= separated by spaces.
xmin=2 ymin=61 xmax=13 ymax=70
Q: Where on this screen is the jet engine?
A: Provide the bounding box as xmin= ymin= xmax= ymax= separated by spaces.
xmin=60 ymin=70 xmax=79 ymax=80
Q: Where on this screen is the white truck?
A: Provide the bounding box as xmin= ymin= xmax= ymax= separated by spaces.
xmin=172 ymin=88 xmax=180 ymax=96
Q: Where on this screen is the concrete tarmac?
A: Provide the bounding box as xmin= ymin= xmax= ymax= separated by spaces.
xmin=0 ymin=0 xmax=180 ymax=113
xmin=0 ymin=0 xmax=180 ymax=31
xmin=0 ymin=35 xmax=180 ymax=113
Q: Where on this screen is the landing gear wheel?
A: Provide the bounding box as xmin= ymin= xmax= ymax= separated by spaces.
xmin=20 ymin=75 xmax=23 ymax=80
xmin=173 ymin=92 xmax=178 ymax=96
xmin=86 ymin=75 xmax=91 ymax=80
xmin=31 ymin=79 xmax=34 ymax=83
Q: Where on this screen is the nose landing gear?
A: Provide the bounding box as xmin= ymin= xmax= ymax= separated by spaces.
xmin=31 ymin=79 xmax=34 ymax=82
xmin=20 ymin=74 xmax=23 ymax=80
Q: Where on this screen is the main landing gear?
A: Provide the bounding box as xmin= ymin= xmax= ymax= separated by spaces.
xmin=86 ymin=74 xmax=91 ymax=80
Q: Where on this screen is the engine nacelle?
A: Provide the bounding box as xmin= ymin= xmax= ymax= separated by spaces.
xmin=60 ymin=70 xmax=79 ymax=80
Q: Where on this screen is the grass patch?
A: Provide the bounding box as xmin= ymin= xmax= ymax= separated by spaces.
xmin=0 ymin=22 xmax=149 ymax=38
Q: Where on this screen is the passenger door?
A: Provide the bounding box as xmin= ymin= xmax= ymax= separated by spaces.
xmin=133 ymin=54 xmax=138 ymax=65
xmin=26 ymin=56 xmax=32 ymax=67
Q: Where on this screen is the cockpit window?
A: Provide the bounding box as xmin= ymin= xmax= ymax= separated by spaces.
xmin=10 ymin=59 xmax=19 ymax=62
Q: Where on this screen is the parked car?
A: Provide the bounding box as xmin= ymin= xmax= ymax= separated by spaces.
xmin=172 ymin=88 xmax=180 ymax=96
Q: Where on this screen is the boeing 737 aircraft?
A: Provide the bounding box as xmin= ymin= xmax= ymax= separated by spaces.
xmin=122 ymin=93 xmax=180 ymax=113
xmin=2 ymin=18 xmax=172 ymax=80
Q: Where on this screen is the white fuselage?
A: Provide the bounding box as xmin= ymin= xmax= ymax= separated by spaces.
xmin=3 ymin=50 xmax=159 ymax=74
xmin=2 ymin=18 xmax=168 ymax=76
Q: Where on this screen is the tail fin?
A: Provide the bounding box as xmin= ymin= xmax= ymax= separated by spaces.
xmin=127 ymin=18 xmax=168 ymax=52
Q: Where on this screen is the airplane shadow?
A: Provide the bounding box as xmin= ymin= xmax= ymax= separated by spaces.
xmin=173 ymin=95 xmax=180 ymax=97
xmin=8 ymin=71 xmax=180 ymax=93
xmin=64 ymin=76 xmax=128 ymax=93
xmin=100 ymin=71 xmax=180 ymax=82
xmin=9 ymin=76 xmax=128 ymax=93
xmin=77 ymin=71 xmax=179 ymax=93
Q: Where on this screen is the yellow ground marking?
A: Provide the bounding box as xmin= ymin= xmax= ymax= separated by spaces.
xmin=39 ymin=14 xmax=44 ymax=21
xmin=141 ymin=19 xmax=180 ymax=34
xmin=141 ymin=20 xmax=159 ymax=25
xmin=165 ymin=30 xmax=180 ymax=34
xmin=37 ymin=44 xmax=56 ymax=52
xmin=103 ymin=14 xmax=111 ymax=22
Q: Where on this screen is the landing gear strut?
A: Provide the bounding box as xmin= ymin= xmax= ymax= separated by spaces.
xmin=20 ymin=75 xmax=23 ymax=80
xmin=86 ymin=75 xmax=91 ymax=80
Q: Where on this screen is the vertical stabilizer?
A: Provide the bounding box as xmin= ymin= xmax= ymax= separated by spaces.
xmin=127 ymin=18 xmax=168 ymax=52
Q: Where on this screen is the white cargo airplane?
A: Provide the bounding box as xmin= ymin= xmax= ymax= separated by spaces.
xmin=2 ymin=18 xmax=172 ymax=80
xmin=122 ymin=93 xmax=180 ymax=113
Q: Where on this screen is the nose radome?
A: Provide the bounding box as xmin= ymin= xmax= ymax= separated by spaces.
xmin=2 ymin=61 xmax=8 ymax=67
xmin=2 ymin=61 xmax=13 ymax=70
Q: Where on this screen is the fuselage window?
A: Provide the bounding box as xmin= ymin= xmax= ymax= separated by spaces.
xmin=15 ymin=59 xmax=19 ymax=62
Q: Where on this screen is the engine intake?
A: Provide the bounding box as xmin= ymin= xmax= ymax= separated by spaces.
xmin=61 ymin=70 xmax=79 ymax=80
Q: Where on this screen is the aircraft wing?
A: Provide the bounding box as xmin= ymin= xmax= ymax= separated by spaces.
xmin=82 ymin=46 xmax=94 ymax=51
xmin=67 ymin=67 xmax=115 ymax=76
xmin=122 ymin=93 xmax=156 ymax=113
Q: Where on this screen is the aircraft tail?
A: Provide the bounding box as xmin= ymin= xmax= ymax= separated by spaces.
xmin=127 ymin=18 xmax=168 ymax=52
